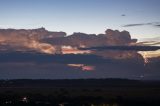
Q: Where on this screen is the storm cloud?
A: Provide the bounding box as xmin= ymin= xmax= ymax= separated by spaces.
xmin=0 ymin=51 xmax=145 ymax=79
xmin=0 ymin=28 xmax=159 ymax=80
xmin=0 ymin=28 xmax=142 ymax=60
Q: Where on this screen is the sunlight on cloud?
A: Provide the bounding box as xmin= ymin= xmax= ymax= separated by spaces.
xmin=27 ymin=40 xmax=56 ymax=54
xmin=67 ymin=64 xmax=95 ymax=71
xmin=137 ymin=41 xmax=160 ymax=63
xmin=62 ymin=46 xmax=91 ymax=54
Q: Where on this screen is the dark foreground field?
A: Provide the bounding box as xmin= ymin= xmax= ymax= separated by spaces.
xmin=0 ymin=79 xmax=160 ymax=106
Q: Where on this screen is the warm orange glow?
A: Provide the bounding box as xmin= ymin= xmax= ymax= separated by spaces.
xmin=82 ymin=65 xmax=95 ymax=71
xmin=144 ymin=51 xmax=160 ymax=58
xmin=67 ymin=64 xmax=83 ymax=67
xmin=0 ymin=35 xmax=56 ymax=54
xmin=141 ymin=52 xmax=149 ymax=65
xmin=0 ymin=37 xmax=5 ymax=42
xmin=62 ymin=46 xmax=91 ymax=54
xmin=137 ymin=41 xmax=160 ymax=65
xmin=139 ymin=50 xmax=160 ymax=64
xmin=27 ymin=40 xmax=56 ymax=54
xmin=136 ymin=41 xmax=160 ymax=46
xmin=67 ymin=64 xmax=95 ymax=71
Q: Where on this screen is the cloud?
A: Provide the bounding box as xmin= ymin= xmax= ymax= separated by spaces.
xmin=155 ymin=25 xmax=160 ymax=27
xmin=137 ymin=41 xmax=160 ymax=46
xmin=0 ymin=61 xmax=145 ymax=79
xmin=41 ymin=29 xmax=146 ymax=61
xmin=122 ymin=22 xmax=160 ymax=27
xmin=42 ymin=29 xmax=134 ymax=47
xmin=0 ymin=51 xmax=146 ymax=79
xmin=121 ymin=14 xmax=126 ymax=16
xmin=67 ymin=64 xmax=95 ymax=71
xmin=0 ymin=28 xmax=145 ymax=62
xmin=0 ymin=28 xmax=159 ymax=80
xmin=0 ymin=28 xmax=66 ymax=54
xmin=0 ymin=52 xmax=109 ymax=64
xmin=0 ymin=28 xmax=135 ymax=51
xmin=79 ymin=45 xmax=160 ymax=51
xmin=122 ymin=23 xmax=152 ymax=27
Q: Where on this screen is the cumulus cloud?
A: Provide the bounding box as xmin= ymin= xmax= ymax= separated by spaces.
xmin=0 ymin=28 xmax=153 ymax=65
xmin=0 ymin=28 xmax=66 ymax=54
xmin=105 ymin=29 xmax=132 ymax=45
xmin=42 ymin=29 xmax=134 ymax=47
xmin=1 ymin=28 xmax=160 ymax=79
xmin=0 ymin=28 xmax=146 ymax=62
xmin=40 ymin=29 xmax=145 ymax=61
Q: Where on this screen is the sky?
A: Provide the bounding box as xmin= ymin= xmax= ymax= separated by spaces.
xmin=0 ymin=0 xmax=160 ymax=39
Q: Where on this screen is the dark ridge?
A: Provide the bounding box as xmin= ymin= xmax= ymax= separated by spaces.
xmin=0 ymin=79 xmax=159 ymax=88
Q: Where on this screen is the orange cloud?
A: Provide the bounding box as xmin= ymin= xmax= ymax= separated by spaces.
xmin=62 ymin=46 xmax=91 ymax=54
xmin=67 ymin=64 xmax=95 ymax=71
xmin=82 ymin=65 xmax=95 ymax=71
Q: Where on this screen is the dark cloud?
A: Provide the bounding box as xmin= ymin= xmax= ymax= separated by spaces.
xmin=0 ymin=51 xmax=145 ymax=79
xmin=155 ymin=24 xmax=160 ymax=27
xmin=122 ymin=23 xmax=152 ymax=27
xmin=79 ymin=45 xmax=160 ymax=51
xmin=0 ymin=62 xmax=145 ymax=79
xmin=121 ymin=14 xmax=126 ymax=16
xmin=122 ymin=22 xmax=160 ymax=27
xmin=0 ymin=51 xmax=109 ymax=64
xmin=143 ymin=57 xmax=160 ymax=80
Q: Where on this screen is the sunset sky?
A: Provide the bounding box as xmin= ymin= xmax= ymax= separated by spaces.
xmin=0 ymin=0 xmax=160 ymax=39
xmin=0 ymin=0 xmax=160 ymax=80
